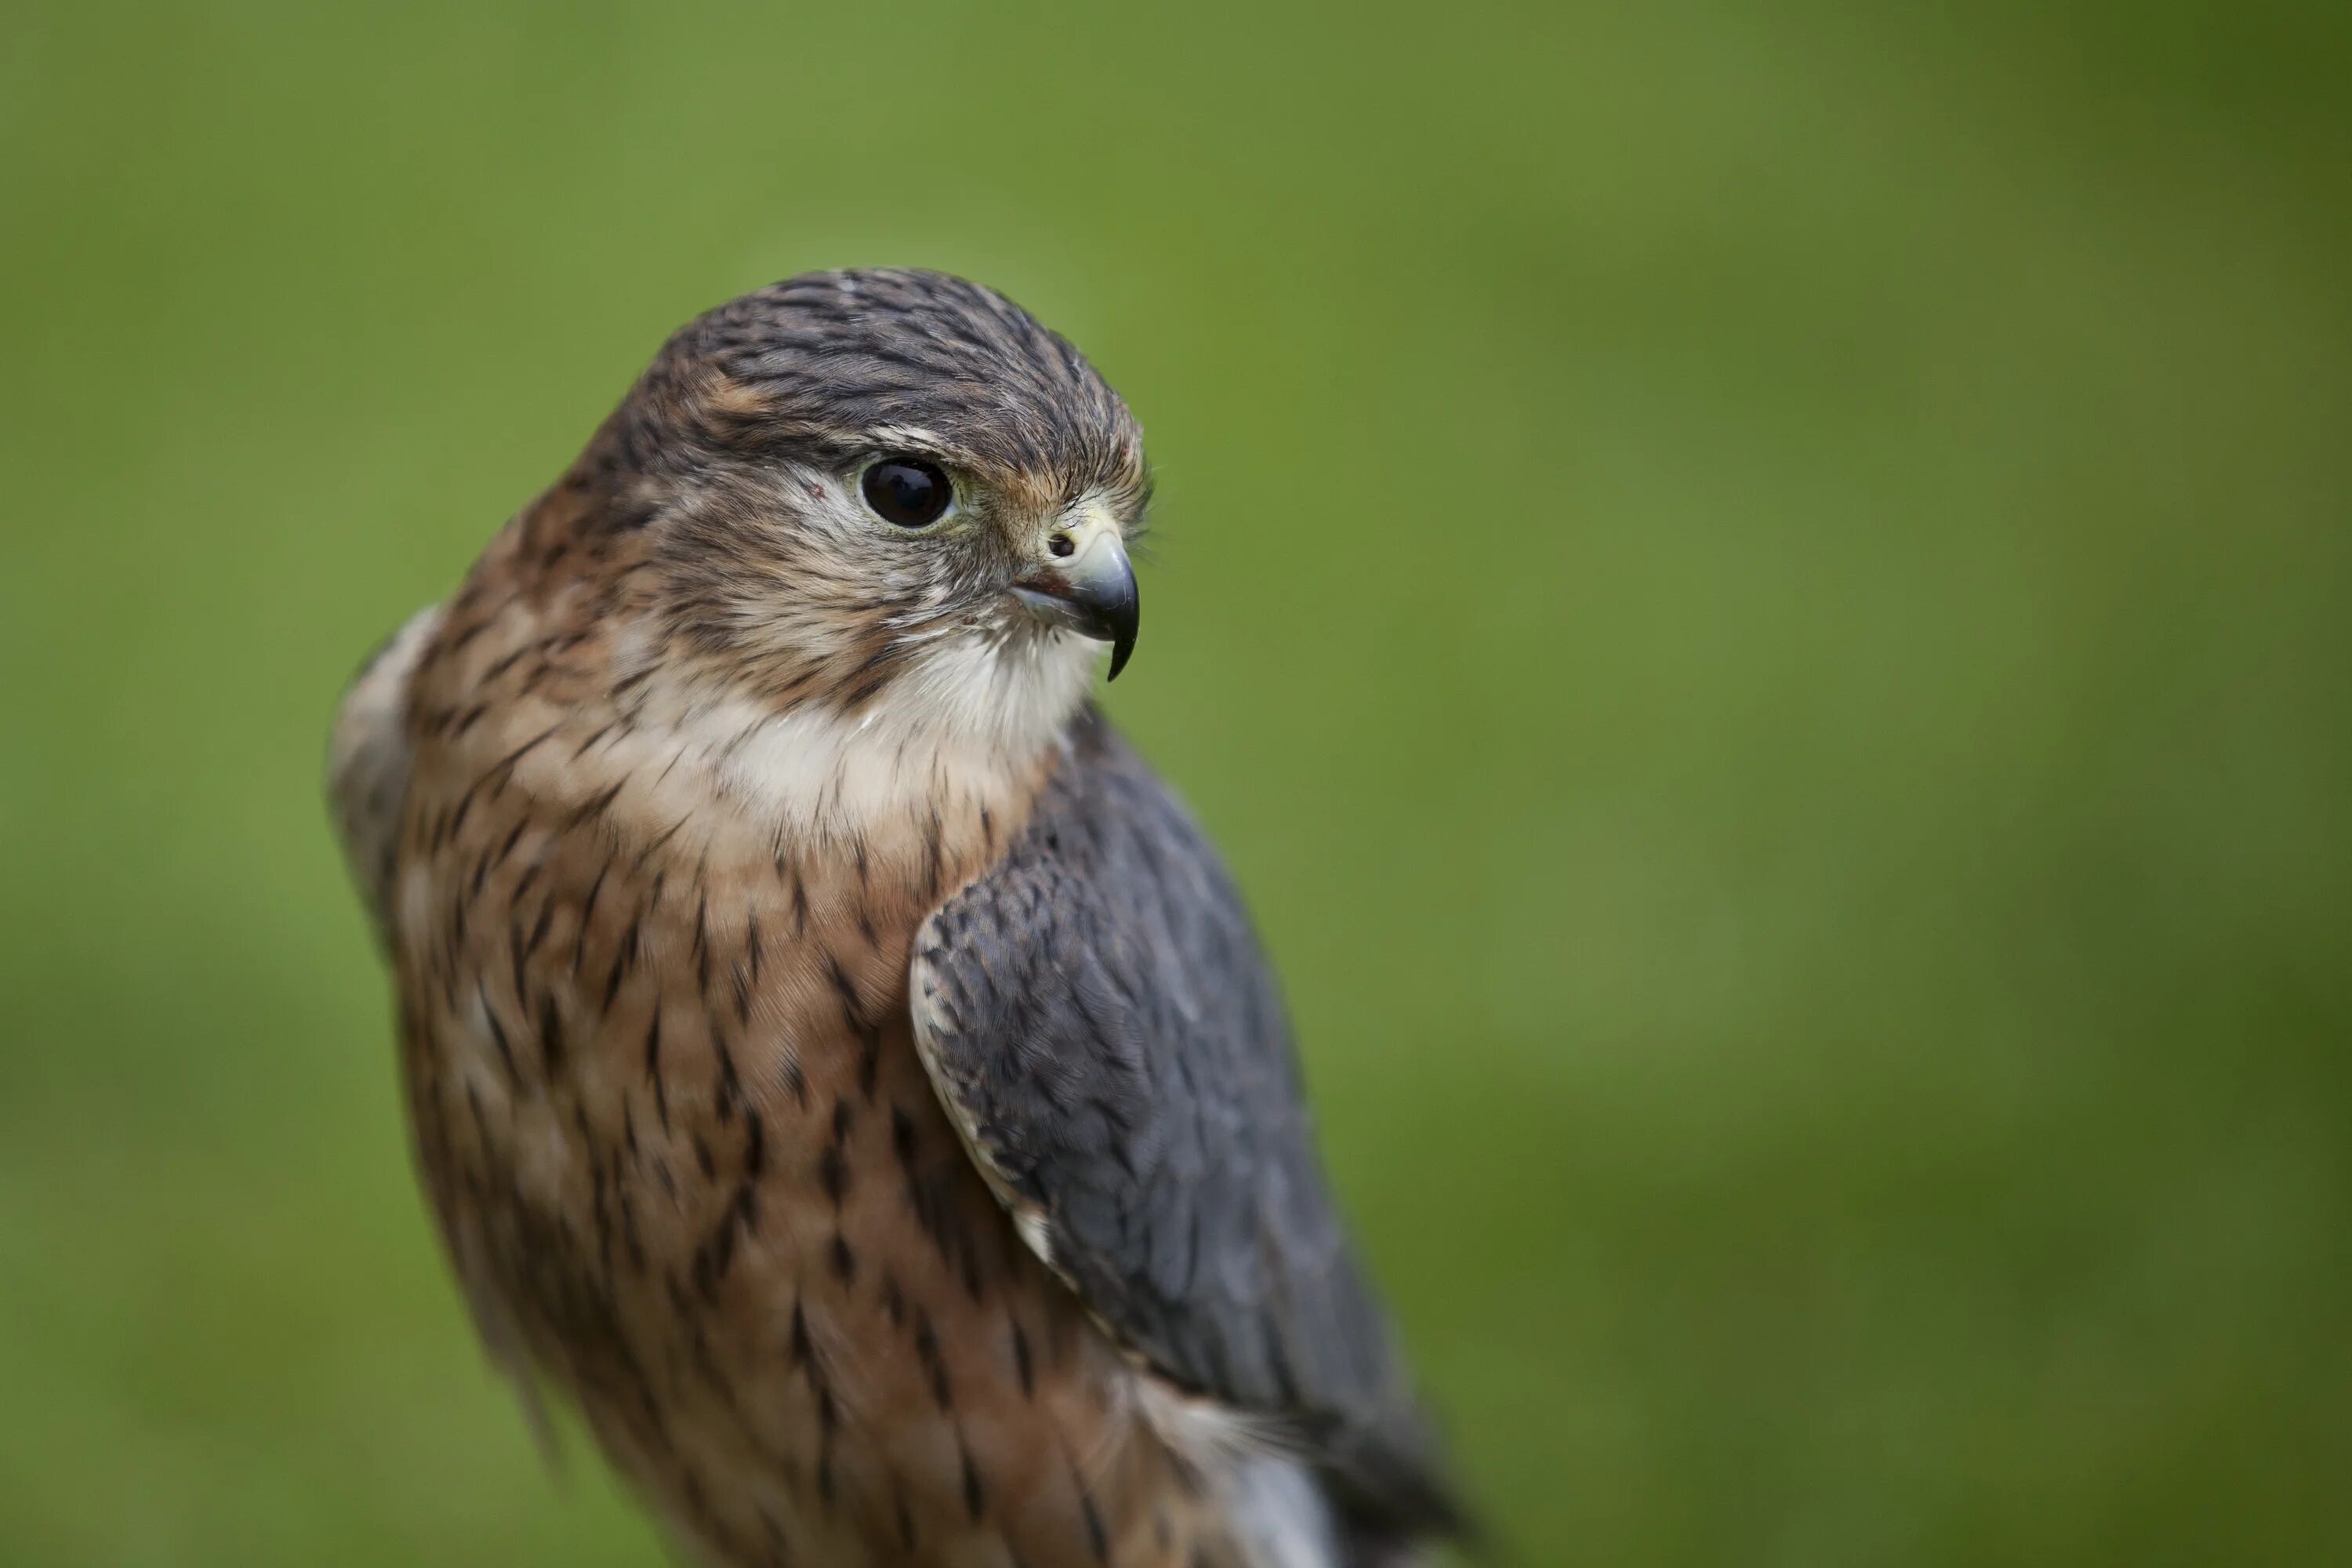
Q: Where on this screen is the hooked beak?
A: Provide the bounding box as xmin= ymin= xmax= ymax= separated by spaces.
xmin=1010 ymin=507 xmax=1140 ymax=681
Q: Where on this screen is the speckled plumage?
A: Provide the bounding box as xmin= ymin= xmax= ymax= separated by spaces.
xmin=330 ymin=270 xmax=1461 ymax=1567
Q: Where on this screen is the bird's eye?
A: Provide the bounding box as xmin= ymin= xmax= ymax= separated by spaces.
xmin=861 ymin=458 xmax=953 ymax=528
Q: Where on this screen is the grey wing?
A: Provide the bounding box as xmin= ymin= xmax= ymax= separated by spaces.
xmin=327 ymin=604 xmax=443 ymax=938
xmin=909 ymin=709 xmax=1462 ymax=1544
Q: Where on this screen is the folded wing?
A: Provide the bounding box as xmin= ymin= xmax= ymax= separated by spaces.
xmin=909 ymin=710 xmax=1461 ymax=1544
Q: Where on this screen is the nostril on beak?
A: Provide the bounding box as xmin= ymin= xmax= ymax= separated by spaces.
xmin=1047 ymin=532 xmax=1076 ymax=559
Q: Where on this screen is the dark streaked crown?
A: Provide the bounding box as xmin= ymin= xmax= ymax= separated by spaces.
xmin=593 ymin=268 xmax=1146 ymax=512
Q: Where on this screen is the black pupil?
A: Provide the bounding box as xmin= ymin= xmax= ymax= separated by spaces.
xmin=862 ymin=459 xmax=951 ymax=528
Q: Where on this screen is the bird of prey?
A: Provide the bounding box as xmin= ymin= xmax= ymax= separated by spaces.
xmin=329 ymin=268 xmax=1465 ymax=1568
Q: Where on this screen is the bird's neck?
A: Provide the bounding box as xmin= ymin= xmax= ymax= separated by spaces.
xmin=413 ymin=541 xmax=1091 ymax=889
xmin=586 ymin=642 xmax=1083 ymax=866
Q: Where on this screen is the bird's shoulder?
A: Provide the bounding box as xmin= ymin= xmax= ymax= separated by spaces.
xmin=328 ymin=602 xmax=445 ymax=935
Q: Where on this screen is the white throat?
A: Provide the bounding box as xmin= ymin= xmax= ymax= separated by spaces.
xmin=604 ymin=622 xmax=1101 ymax=848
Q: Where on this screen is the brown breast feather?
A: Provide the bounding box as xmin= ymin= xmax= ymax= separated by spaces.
xmin=381 ymin=550 xmax=1244 ymax=1567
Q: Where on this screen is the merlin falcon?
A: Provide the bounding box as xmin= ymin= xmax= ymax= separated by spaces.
xmin=329 ymin=269 xmax=1465 ymax=1567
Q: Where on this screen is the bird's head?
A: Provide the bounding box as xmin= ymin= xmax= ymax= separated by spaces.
xmin=530 ymin=269 xmax=1149 ymax=763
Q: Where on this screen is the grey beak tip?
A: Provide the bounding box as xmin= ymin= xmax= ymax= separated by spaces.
xmin=1011 ymin=532 xmax=1141 ymax=681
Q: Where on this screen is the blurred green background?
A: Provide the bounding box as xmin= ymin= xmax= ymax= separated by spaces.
xmin=4 ymin=2 xmax=2348 ymax=1563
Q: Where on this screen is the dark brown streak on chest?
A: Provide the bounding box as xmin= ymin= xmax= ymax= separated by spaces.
xmin=389 ymin=607 xmax=1229 ymax=1566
